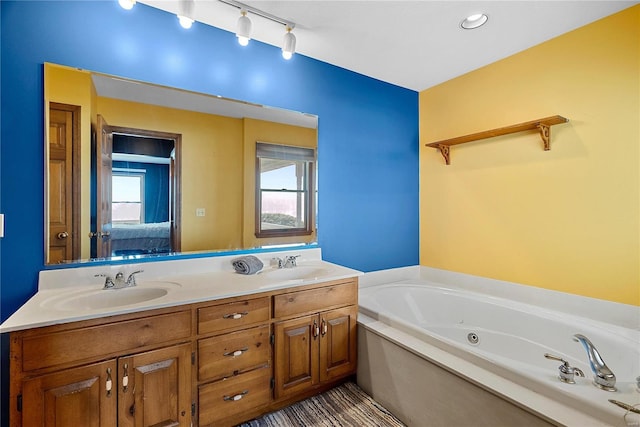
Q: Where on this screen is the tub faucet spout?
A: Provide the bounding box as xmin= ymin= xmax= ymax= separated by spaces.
xmin=573 ymin=334 xmax=616 ymax=392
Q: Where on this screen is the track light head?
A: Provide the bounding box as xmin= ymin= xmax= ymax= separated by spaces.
xmin=282 ymin=26 xmax=296 ymax=60
xmin=118 ymin=0 xmax=136 ymax=10
xmin=236 ymin=10 xmax=252 ymax=46
xmin=177 ymin=0 xmax=195 ymax=29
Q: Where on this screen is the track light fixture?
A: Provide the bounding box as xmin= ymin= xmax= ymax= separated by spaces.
xmin=219 ymin=0 xmax=298 ymax=59
xmin=120 ymin=0 xmax=299 ymax=58
xmin=118 ymin=0 xmax=136 ymax=10
xmin=177 ymin=0 xmax=195 ymax=29
xmin=282 ymin=26 xmax=296 ymax=60
xmin=236 ymin=10 xmax=252 ymax=46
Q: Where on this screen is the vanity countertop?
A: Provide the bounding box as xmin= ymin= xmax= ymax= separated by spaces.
xmin=0 ymin=248 xmax=362 ymax=333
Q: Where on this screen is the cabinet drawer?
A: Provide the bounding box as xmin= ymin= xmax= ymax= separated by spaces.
xmin=198 ymin=297 xmax=269 ymax=335
xmin=198 ymin=325 xmax=270 ymax=382
xmin=198 ymin=366 xmax=271 ymax=426
xmin=22 ymin=311 xmax=192 ymax=372
xmin=273 ymin=281 xmax=357 ymax=319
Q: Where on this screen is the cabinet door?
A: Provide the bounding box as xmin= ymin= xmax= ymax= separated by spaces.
xmin=119 ymin=343 xmax=192 ymax=427
xmin=319 ymin=306 xmax=358 ymax=382
xmin=22 ymin=359 xmax=117 ymax=427
xmin=274 ymin=314 xmax=319 ymax=399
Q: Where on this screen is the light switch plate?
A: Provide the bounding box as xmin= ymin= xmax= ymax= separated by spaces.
xmin=196 ymin=208 xmax=205 ymax=217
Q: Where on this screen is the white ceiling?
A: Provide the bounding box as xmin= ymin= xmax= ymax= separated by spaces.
xmin=142 ymin=1 xmax=637 ymax=91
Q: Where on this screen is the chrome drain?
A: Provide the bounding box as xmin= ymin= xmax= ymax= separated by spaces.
xmin=467 ymin=332 xmax=480 ymax=345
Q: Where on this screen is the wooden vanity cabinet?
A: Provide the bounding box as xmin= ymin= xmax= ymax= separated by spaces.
xmin=196 ymin=296 xmax=272 ymax=427
xmin=118 ymin=343 xmax=192 ymax=427
xmin=10 ymin=309 xmax=193 ymax=427
xmin=20 ymin=344 xmax=192 ymax=427
xmin=9 ymin=277 xmax=359 ymax=427
xmin=21 ymin=359 xmax=118 ymax=426
xmin=273 ymin=281 xmax=358 ymax=400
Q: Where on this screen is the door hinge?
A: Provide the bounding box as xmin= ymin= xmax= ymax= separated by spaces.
xmin=270 ymin=377 xmax=275 ymax=389
xmin=17 ymin=394 xmax=22 ymax=412
xmin=270 ymin=334 xmax=275 ymax=345
xmin=191 ymin=402 xmax=196 ymax=417
xmin=191 ymin=352 xmax=196 ymax=365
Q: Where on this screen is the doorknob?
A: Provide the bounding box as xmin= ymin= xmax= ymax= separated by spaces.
xmin=57 ymin=231 xmax=69 ymax=239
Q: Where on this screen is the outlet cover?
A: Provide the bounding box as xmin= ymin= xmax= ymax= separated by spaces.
xmin=196 ymin=208 xmax=205 ymax=217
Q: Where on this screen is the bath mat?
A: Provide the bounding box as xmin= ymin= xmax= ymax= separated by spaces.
xmin=239 ymin=382 xmax=406 ymax=427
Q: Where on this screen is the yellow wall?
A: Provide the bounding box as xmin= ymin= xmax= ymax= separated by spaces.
xmin=420 ymin=6 xmax=639 ymax=305
xmin=242 ymin=118 xmax=318 ymax=248
xmin=97 ymin=97 xmax=245 ymax=252
xmin=44 ymin=64 xmax=94 ymax=260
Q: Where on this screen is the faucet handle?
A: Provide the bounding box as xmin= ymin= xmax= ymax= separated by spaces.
xmin=95 ymin=273 xmax=115 ymax=289
xmin=544 ymin=353 xmax=585 ymax=384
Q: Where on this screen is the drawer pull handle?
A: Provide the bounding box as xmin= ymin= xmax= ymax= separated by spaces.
xmin=223 ymin=312 xmax=249 ymax=320
xmin=223 ymin=390 xmax=249 ymax=401
xmin=106 ymin=368 xmax=113 ymax=397
xmin=321 ymin=319 xmax=328 ymax=336
xmin=223 ymin=347 xmax=249 ymax=357
xmin=122 ymin=363 xmax=129 ymax=393
xmin=313 ymin=321 xmax=319 ymax=338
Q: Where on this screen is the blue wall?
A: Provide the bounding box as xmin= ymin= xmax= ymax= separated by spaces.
xmin=0 ymin=1 xmax=418 ymax=422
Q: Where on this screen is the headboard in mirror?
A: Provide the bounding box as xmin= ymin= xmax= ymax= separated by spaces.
xmin=44 ymin=63 xmax=318 ymax=265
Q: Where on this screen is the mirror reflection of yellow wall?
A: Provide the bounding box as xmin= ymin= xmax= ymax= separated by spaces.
xmin=44 ymin=64 xmax=94 ymax=260
xmin=44 ymin=63 xmax=317 ymax=261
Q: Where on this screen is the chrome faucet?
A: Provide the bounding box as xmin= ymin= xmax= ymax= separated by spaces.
xmin=283 ymin=255 xmax=300 ymax=268
xmin=271 ymin=255 xmax=300 ymax=269
xmin=573 ymin=334 xmax=617 ymax=391
xmin=96 ymin=270 xmax=143 ymax=289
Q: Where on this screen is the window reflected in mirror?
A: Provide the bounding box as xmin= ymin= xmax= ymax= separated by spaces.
xmin=256 ymin=143 xmax=316 ymax=237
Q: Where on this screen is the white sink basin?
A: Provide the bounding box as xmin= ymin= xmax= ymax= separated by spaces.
xmin=41 ymin=281 xmax=181 ymax=311
xmin=262 ymin=266 xmax=330 ymax=281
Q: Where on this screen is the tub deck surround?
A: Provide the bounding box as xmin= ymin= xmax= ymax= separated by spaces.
xmin=0 ymin=248 xmax=363 ymax=333
xmin=357 ymin=268 xmax=640 ymax=427
xmin=361 ymin=265 xmax=640 ymax=330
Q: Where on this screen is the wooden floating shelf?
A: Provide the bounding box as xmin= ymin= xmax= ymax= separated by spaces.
xmin=425 ymin=115 xmax=569 ymax=165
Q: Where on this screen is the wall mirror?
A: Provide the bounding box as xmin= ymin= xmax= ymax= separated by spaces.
xmin=45 ymin=63 xmax=318 ymax=265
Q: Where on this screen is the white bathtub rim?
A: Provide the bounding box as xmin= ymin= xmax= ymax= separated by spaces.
xmin=359 ymin=266 xmax=640 ymax=331
xmin=360 ymin=282 xmax=640 ymax=344
xmin=358 ymin=313 xmax=627 ymax=427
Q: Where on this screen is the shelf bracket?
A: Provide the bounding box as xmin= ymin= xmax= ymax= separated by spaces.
xmin=538 ymin=123 xmax=551 ymax=151
xmin=437 ymin=144 xmax=451 ymax=165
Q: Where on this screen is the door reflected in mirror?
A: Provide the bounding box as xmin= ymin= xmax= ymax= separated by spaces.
xmin=44 ymin=63 xmax=318 ymax=265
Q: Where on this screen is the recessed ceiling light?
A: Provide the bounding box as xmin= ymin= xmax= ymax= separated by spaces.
xmin=461 ymin=13 xmax=488 ymax=30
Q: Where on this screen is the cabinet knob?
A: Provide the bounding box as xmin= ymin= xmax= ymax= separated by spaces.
xmin=223 ymin=390 xmax=249 ymax=401
xmin=223 ymin=347 xmax=249 ymax=357
xmin=106 ymin=368 xmax=113 ymax=397
xmin=122 ymin=363 xmax=129 ymax=393
xmin=223 ymin=311 xmax=248 ymax=320
xmin=57 ymin=231 xmax=69 ymax=239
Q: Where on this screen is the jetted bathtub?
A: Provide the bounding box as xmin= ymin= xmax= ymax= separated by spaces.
xmin=357 ymin=278 xmax=640 ymax=426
